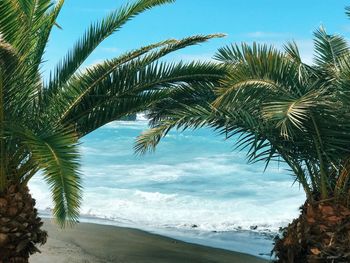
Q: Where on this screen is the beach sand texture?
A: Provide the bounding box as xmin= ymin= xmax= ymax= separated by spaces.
xmin=30 ymin=220 xmax=268 ymax=263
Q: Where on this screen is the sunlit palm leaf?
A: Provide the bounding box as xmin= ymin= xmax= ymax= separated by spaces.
xmin=313 ymin=27 xmax=350 ymax=75
xmin=7 ymin=124 xmax=82 ymax=227
xmin=47 ymin=0 xmax=175 ymax=91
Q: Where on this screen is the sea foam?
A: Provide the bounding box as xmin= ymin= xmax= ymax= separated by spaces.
xmin=29 ymin=120 xmax=306 ymax=258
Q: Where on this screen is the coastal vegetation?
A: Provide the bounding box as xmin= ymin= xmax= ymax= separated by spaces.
xmin=2 ymin=0 xmax=349 ymax=262
xmin=0 ymin=0 xmax=225 ymax=261
xmin=136 ymin=9 xmax=350 ymax=263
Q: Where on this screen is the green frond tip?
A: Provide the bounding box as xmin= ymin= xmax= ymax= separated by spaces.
xmin=141 ymin=0 xmax=175 ymax=5
xmin=206 ymin=33 xmax=227 ymax=39
xmin=47 ymin=0 xmax=177 ymax=91
xmin=134 ymin=125 xmax=171 ymax=155
xmin=5 ymin=123 xmax=83 ymax=227
xmin=313 ymin=26 xmax=349 ymax=67
xmin=284 ymin=41 xmax=302 ymax=62
xmin=346 ymin=6 xmax=350 ymax=18
xmin=41 ymin=129 xmax=82 ymax=228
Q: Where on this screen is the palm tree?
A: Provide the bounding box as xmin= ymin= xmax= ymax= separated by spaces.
xmin=0 ymin=0 xmax=226 ymax=261
xmin=136 ymin=21 xmax=350 ymax=263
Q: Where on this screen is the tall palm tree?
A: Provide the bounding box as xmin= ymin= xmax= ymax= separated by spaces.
xmin=0 ymin=0 xmax=226 ymax=261
xmin=136 ymin=22 xmax=350 ymax=263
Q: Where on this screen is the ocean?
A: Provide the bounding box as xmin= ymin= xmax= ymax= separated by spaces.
xmin=29 ymin=117 xmax=305 ymax=259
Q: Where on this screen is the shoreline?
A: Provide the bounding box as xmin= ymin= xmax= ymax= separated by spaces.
xmin=30 ymin=219 xmax=269 ymax=263
xmin=37 ymin=210 xmax=276 ymax=258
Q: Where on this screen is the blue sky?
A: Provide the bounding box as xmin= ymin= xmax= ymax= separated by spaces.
xmin=44 ymin=0 xmax=350 ymax=74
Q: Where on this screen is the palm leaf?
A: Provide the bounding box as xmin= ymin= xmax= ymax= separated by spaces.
xmin=30 ymin=0 xmax=65 ymax=75
xmin=313 ymin=27 xmax=350 ymax=72
xmin=52 ymin=35 xmax=224 ymax=135
xmin=8 ymin=124 xmax=82 ymax=227
xmin=66 ymin=61 xmax=225 ymax=137
xmin=47 ymin=0 xmax=175 ymax=91
xmin=0 ymin=0 xmax=24 ymax=44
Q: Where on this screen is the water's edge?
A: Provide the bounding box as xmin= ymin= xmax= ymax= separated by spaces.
xmin=31 ymin=120 xmax=304 ymax=260
xmin=40 ymin=210 xmax=275 ymax=259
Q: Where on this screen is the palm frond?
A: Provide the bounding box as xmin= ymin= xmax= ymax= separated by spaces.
xmin=214 ymin=43 xmax=305 ymax=103
xmin=284 ymin=41 xmax=302 ymax=63
xmin=135 ymin=124 xmax=172 ymax=154
xmin=0 ymin=1 xmax=57 ymax=121
xmin=46 ymin=38 xmax=176 ymax=118
xmin=8 ymin=124 xmax=82 ymax=227
xmin=63 ymin=60 xmax=225 ymax=137
xmin=47 ymin=0 xmax=175 ymax=91
xmin=49 ymin=35 xmax=224 ymax=134
xmin=0 ymin=0 xmax=24 ymax=44
xmin=0 ymin=39 xmax=20 ymax=82
xmin=135 ymin=103 xmax=213 ymax=154
xmin=313 ymin=27 xmax=350 ymax=71
xmin=262 ymin=91 xmax=323 ymax=138
xmin=30 ymin=0 xmax=65 ymax=75
xmin=15 ymin=0 xmax=53 ymax=55
xmin=214 ymin=43 xmax=246 ymax=63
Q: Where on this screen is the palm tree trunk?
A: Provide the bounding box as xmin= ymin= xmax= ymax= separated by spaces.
xmin=273 ymin=200 xmax=350 ymax=262
xmin=0 ymin=184 xmax=47 ymax=263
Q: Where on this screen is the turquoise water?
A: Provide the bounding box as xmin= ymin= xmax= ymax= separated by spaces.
xmin=30 ymin=119 xmax=305 ymax=258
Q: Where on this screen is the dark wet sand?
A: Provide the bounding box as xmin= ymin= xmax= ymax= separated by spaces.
xmin=30 ymin=219 xmax=269 ymax=263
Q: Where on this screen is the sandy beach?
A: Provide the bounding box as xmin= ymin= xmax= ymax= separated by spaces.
xmin=30 ymin=219 xmax=268 ymax=263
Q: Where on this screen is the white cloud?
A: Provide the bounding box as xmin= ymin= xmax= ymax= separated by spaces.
xmin=173 ymin=53 xmax=215 ymax=62
xmin=101 ymin=47 xmax=120 ymax=53
xmin=245 ymin=31 xmax=289 ymax=39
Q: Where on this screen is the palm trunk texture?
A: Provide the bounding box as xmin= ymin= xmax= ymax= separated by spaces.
xmin=0 ymin=185 xmax=47 ymax=263
xmin=273 ymin=200 xmax=350 ymax=262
